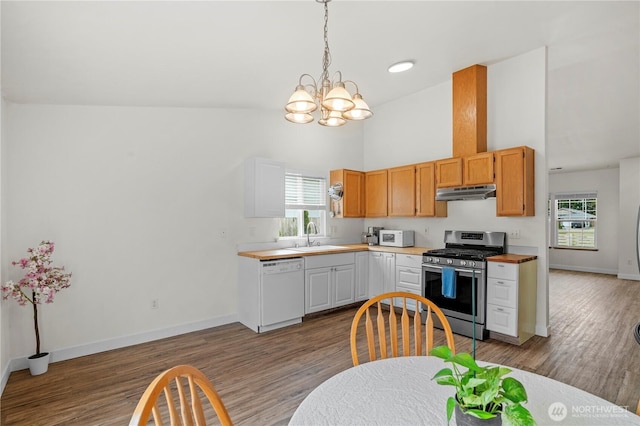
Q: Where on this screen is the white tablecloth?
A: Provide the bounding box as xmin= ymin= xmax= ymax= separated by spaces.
xmin=289 ymin=356 xmax=640 ymax=426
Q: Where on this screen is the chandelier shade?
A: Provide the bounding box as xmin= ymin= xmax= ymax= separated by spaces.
xmin=284 ymin=0 xmax=372 ymax=127
xmin=342 ymin=93 xmax=373 ymax=120
xmin=285 ymin=112 xmax=314 ymax=124
xmin=322 ymin=83 xmax=356 ymax=112
xmin=319 ymin=109 xmax=346 ymax=127
xmin=285 ymin=85 xmax=318 ymax=114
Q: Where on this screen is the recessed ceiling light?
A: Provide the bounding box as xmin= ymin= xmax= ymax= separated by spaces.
xmin=388 ymin=60 xmax=415 ymax=73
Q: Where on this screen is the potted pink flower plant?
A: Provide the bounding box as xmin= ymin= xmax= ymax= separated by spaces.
xmin=2 ymin=241 xmax=72 ymax=375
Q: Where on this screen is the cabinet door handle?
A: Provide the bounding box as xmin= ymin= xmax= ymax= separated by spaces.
xmin=497 ymin=281 xmax=504 ymax=284
xmin=496 ymin=308 xmax=504 ymax=312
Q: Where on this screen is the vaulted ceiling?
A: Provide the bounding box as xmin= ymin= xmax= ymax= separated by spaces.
xmin=2 ymin=1 xmax=638 ymax=173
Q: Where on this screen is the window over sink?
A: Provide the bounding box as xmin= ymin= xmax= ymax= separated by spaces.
xmin=279 ymin=172 xmax=326 ymax=238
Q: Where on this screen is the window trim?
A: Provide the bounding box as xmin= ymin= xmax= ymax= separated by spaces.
xmin=550 ymin=192 xmax=597 ymax=250
xmin=279 ymin=170 xmax=327 ymax=239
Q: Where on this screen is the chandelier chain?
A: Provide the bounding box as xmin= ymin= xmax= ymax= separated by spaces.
xmin=321 ymin=0 xmax=331 ymax=81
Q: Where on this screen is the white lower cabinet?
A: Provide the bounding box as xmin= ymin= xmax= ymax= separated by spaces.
xmin=486 ymin=259 xmax=537 ymax=345
xmin=355 ymin=251 xmax=369 ymax=301
xmin=305 ymin=253 xmax=356 ymax=314
xmin=368 ymin=251 xmax=396 ymax=298
xmin=394 ymin=254 xmax=423 ymax=311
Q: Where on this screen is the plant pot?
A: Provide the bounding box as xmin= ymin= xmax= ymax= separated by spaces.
xmin=455 ymin=405 xmax=502 ymax=426
xmin=27 ymin=352 xmax=50 ymax=376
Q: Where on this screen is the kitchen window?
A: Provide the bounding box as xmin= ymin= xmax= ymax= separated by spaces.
xmin=279 ymin=172 xmax=326 ymax=238
xmin=551 ymin=192 xmax=597 ymax=249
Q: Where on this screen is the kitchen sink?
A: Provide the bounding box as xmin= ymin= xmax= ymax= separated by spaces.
xmin=289 ymin=245 xmax=348 ymax=252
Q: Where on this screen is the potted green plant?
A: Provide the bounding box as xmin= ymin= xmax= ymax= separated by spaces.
xmin=2 ymin=241 xmax=72 ymax=375
xmin=430 ymin=345 xmax=535 ymax=426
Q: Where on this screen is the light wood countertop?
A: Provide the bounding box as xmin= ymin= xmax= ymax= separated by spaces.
xmin=237 ymin=244 xmax=433 ymax=260
xmin=487 ymin=253 xmax=538 ymax=263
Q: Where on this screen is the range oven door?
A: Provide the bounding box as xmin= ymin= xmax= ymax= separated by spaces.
xmin=422 ymin=264 xmax=486 ymax=324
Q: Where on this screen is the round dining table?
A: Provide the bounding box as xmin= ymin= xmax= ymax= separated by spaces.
xmin=289 ymin=356 xmax=640 ymax=425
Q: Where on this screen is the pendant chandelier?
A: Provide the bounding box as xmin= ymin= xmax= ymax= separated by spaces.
xmin=284 ymin=0 xmax=372 ymax=127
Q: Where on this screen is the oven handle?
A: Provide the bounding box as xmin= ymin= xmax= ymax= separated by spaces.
xmin=423 ymin=264 xmax=483 ymax=275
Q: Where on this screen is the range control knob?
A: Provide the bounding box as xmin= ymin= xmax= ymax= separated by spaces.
xmin=434 ymin=258 xmax=440 ymax=263
xmin=469 ymin=261 xmax=476 ymax=267
xmin=460 ymin=260 xmax=467 ymax=266
xmin=446 ymin=259 xmax=453 ymax=265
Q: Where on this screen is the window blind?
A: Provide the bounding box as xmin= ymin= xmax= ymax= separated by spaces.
xmin=553 ymin=192 xmax=597 ymax=200
xmin=285 ymin=173 xmax=326 ymax=210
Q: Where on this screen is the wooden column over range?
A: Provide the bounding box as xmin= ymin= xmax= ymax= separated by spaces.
xmin=452 ymin=64 xmax=487 ymax=157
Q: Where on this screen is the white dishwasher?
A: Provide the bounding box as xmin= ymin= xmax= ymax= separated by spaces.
xmin=259 ymin=258 xmax=304 ymax=332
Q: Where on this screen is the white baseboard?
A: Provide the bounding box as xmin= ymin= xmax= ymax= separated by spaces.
xmin=617 ymin=272 xmax=640 ymax=281
xmin=535 ymin=324 xmax=550 ymax=337
xmin=0 ymin=361 xmax=10 ymax=396
xmin=548 ymin=264 xmax=618 ymax=276
xmin=1 ymin=313 xmax=238 ymax=394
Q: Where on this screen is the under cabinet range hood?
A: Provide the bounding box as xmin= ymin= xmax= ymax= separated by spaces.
xmin=435 ymin=184 xmax=496 ymax=201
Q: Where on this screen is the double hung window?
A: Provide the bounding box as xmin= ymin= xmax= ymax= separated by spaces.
xmin=279 ymin=172 xmax=326 ymax=238
xmin=551 ymin=192 xmax=597 ymax=249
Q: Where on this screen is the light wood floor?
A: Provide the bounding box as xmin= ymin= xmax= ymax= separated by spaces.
xmin=2 ymin=270 xmax=639 ymax=425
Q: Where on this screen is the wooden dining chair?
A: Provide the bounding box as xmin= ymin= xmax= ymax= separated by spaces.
xmin=129 ymin=364 xmax=233 ymax=426
xmin=350 ymin=291 xmax=456 ymax=366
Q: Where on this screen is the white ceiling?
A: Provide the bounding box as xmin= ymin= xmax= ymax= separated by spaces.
xmin=2 ymin=1 xmax=639 ymax=173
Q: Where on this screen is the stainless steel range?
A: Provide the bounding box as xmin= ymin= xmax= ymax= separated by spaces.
xmin=422 ymin=230 xmax=506 ymax=340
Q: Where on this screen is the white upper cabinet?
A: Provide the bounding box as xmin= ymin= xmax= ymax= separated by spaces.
xmin=244 ymin=157 xmax=285 ymax=217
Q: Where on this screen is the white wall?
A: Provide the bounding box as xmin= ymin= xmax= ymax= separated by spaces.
xmin=0 ymin=97 xmax=7 ymax=392
xmin=2 ymin=104 xmax=364 ymax=367
xmin=548 ymin=168 xmax=620 ymax=275
xmin=0 ymin=3 xmax=11 ymax=393
xmin=618 ymin=157 xmax=640 ymax=280
xmin=363 ymin=47 xmax=550 ymax=336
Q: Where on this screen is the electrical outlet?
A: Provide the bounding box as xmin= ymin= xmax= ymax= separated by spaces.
xmin=151 ymin=299 xmax=159 ymax=309
xmin=509 ymin=229 xmax=521 ymax=239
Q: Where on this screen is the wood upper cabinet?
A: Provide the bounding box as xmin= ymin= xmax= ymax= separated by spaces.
xmin=464 ymin=152 xmax=494 ymax=185
xmin=365 ymin=169 xmax=388 ymax=217
xmin=453 ymin=64 xmax=487 ymax=157
xmin=415 ymin=162 xmax=447 ymax=217
xmin=388 ymin=165 xmax=416 ymax=217
xmin=437 ymin=153 xmax=494 ymax=189
xmin=329 ymin=169 xmax=365 ymax=218
xmin=495 ymin=146 xmax=535 ymax=216
xmin=435 ymin=157 xmax=463 ymax=188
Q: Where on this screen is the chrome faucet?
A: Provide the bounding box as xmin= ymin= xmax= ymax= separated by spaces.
xmin=306 ymin=222 xmax=318 ymax=247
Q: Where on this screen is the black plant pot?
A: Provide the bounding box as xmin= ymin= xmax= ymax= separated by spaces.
xmin=454 ymin=405 xmax=502 ymax=426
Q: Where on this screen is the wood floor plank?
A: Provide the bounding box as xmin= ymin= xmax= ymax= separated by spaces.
xmin=1 ymin=269 xmax=639 ymax=425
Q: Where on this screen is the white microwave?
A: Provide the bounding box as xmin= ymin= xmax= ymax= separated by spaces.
xmin=379 ymin=230 xmax=415 ymax=247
